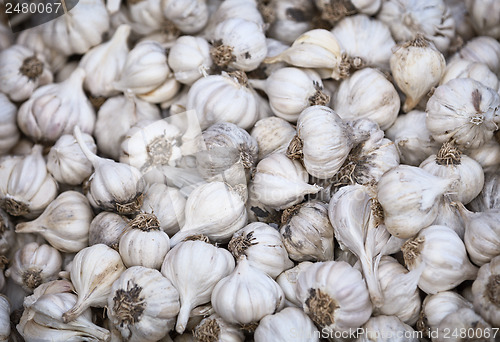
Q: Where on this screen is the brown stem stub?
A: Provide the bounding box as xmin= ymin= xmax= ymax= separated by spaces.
xmin=20 ymin=56 xmax=44 ymax=80
xmin=308 ymin=82 xmax=330 ymax=106
xmin=1 ymin=198 xmax=30 ymax=217
xmin=183 ymin=234 xmax=211 ymax=243
xmin=128 ymin=212 xmax=160 ymax=232
xmin=416 ymin=309 xmax=431 ymax=339
xmin=281 ymin=203 xmax=303 ymax=225
xmin=320 ymin=0 xmax=356 ymax=23
xmin=228 ymin=231 xmax=257 ymax=258
xmin=305 ymin=288 xmax=338 ymax=327
xmin=115 ymin=193 xmax=144 ymax=215
xmin=144 ymin=136 xmax=173 ymax=170
xmin=22 ymin=269 xmax=42 ymax=291
xmin=487 ymin=274 xmax=500 ymax=307
xmin=193 ymin=318 xmax=221 ymax=342
xmin=211 ymin=41 xmax=236 ymax=68
xmin=436 ymin=142 xmax=462 ymax=166
xmin=402 ymin=237 xmax=425 ymax=268
xmin=257 ymin=0 xmax=275 ymax=24
xmin=227 ymin=70 xmax=248 ymax=87
xmin=407 ymin=34 xmax=430 ymax=48
xmin=286 ymin=135 xmax=303 ymax=160
xmin=240 ymin=321 xmax=259 ymax=332
xmin=370 ymin=198 xmax=385 ymax=227
xmin=113 ymin=282 xmax=146 ymax=327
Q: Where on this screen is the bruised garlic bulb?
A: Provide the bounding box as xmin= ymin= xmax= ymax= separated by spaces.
xmin=5 ymin=242 xmax=62 ymax=293
xmin=440 ymin=58 xmax=500 ymax=91
xmin=89 ymin=212 xmax=129 ymax=250
xmin=162 ymin=0 xmax=209 ymax=34
xmin=15 ymin=191 xmax=93 ymax=253
xmin=47 ymin=133 xmax=96 ymax=185
xmin=0 ymin=45 xmax=53 ymax=102
xmin=108 ymin=266 xmax=180 ymax=341
xmin=254 ymin=307 xmax=319 ymax=342
xmin=426 ymin=78 xmax=500 ymax=149
xmin=193 ymin=313 xmax=244 ymax=342
xmin=402 ymin=225 xmax=478 ymax=294
xmin=390 ymin=35 xmax=446 ymax=112
xmin=357 ymin=316 xmax=418 ymax=342
xmin=17 ymin=68 xmax=96 ymax=144
xmin=466 ymin=0 xmax=500 ymax=39
xmin=471 ymin=255 xmax=500 ymax=326
xmin=251 ymin=153 xmax=321 ymax=210
xmin=0 ymin=145 xmax=58 ymax=218
xmin=212 ymin=256 xmax=284 ymax=327
xmin=434 ymin=307 xmax=495 ymax=342
xmin=63 ymin=244 xmax=126 ymax=323
xmin=0 ymin=93 xmax=19 ymax=155
xmin=251 ymin=117 xmax=296 ymax=161
xmin=168 ymin=35 xmax=212 ymax=85
xmin=161 ymin=239 xmax=235 ymax=334
xmin=455 ymin=36 xmax=500 ymax=76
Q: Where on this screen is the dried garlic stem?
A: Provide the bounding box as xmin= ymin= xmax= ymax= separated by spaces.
xmin=128 ymin=213 xmax=160 ymax=232
xmin=113 ymin=283 xmax=146 ymax=327
xmin=308 ymin=83 xmax=330 ymax=106
xmin=211 ymin=41 xmax=235 ymax=68
xmin=320 ymin=0 xmax=356 ymax=23
xmin=435 ymin=142 xmax=461 ymax=166
xmin=115 ymin=193 xmax=144 ymax=215
xmin=22 ymin=269 xmax=42 ymax=290
xmin=2 ymin=198 xmax=30 ymax=216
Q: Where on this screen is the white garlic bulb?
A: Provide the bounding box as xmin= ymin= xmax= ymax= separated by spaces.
xmin=5 ymin=242 xmax=62 ymax=293
xmin=431 ymin=197 xmax=465 ymax=239
xmin=193 ymin=313 xmax=244 ymax=342
xmin=266 ymin=0 xmax=314 ymax=45
xmin=127 ymin=0 xmax=164 ymax=35
xmin=0 ymin=209 xmax=15 ymax=256
xmin=0 ymin=44 xmax=53 ymax=102
xmin=0 ymin=23 xmax=12 ymax=50
xmin=471 ymin=255 xmax=500 ymax=327
xmin=455 ymin=36 xmax=500 ymax=76
xmin=75 ymin=126 xmax=146 ymax=215
xmin=161 ymin=239 xmax=235 ymax=334
xmin=333 ymin=68 xmax=400 ymax=129
xmin=434 ymin=307 xmax=495 ymax=342
xmin=441 ymin=58 xmax=500 ymax=91
xmin=229 ymin=222 xmax=293 ymax=279
xmin=466 ymin=0 xmax=500 ymax=39
xmin=47 ymin=133 xmax=97 ymax=185
xmin=296 ymin=261 xmax=372 ymax=334
xmin=390 ymin=35 xmax=446 ymax=112
xmin=212 ymin=256 xmax=285 ymax=326
xmin=108 ymin=266 xmax=180 ymax=341
xmin=136 ymin=71 xmax=181 ymax=104
xmin=15 ymin=191 xmax=93 ymax=253
xmin=89 ymin=212 xmax=129 ymax=250
xmin=251 ymin=153 xmax=321 ymax=210
xmin=467 ymin=139 xmax=500 ymax=173
xmin=426 ymin=78 xmax=500 ymax=149
xmin=0 ymin=93 xmax=19 ymax=155
xmin=0 ymin=145 xmax=58 ymax=218
xmin=79 ymin=24 xmax=131 ymax=97
xmin=255 ymin=307 xmax=319 ymax=342
xmin=0 ymin=295 xmax=9 ymax=341
xmin=468 ymin=172 xmax=500 ymax=212
xmin=276 ymin=261 xmax=314 ymax=308
xmin=402 ymin=225 xmax=478 ymax=294
xmin=357 ymin=315 xmax=419 ymax=342
xmin=251 ymin=116 xmax=296 ymax=161
xmin=17 ymin=68 xmax=96 ymax=144
xmin=119 ymin=213 xmax=170 ymax=269
xmin=63 ymin=244 xmax=126 ymax=323
xmin=162 ymin=0 xmax=209 ymax=34
xmin=168 ymin=35 xmax=212 ymax=85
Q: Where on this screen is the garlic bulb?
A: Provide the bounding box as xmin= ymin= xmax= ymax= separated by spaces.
xmin=249 ymin=68 xmax=329 ymax=122
xmin=420 ymin=142 xmax=484 ymax=204
xmin=280 ymin=200 xmax=334 ymax=262
xmin=357 ymin=315 xmax=418 ymax=342
xmin=162 ymin=0 xmax=209 ymax=34
xmin=211 ymin=18 xmax=267 ymax=71
xmin=186 ymin=71 xmax=260 ymax=130
xmin=75 ymin=126 xmax=146 ymax=214
xmin=15 ymin=191 xmax=93 ymax=253
xmin=390 ymin=35 xmax=446 ymax=112
xmin=0 ymin=209 xmax=15 ymax=256
xmin=251 ymin=117 xmax=296 ymax=161
xmin=264 ymin=29 xmax=347 ymax=80
xmin=468 ymin=171 xmax=500 ymax=212
xmin=296 ymin=261 xmax=372 ymax=334
xmin=467 ymin=139 xmax=500 ymax=173
xmin=5 ymin=242 xmax=62 ymax=293
xmin=168 ymin=35 xmax=212 ymax=85
xmin=136 ymin=72 xmax=181 ymax=104
xmin=431 ymin=197 xmax=465 ymax=239
xmin=47 ymin=133 xmax=97 ymax=185
xmin=79 ymin=24 xmax=131 ymax=97
xmin=63 ymin=244 xmax=126 ymax=323
xmin=193 ymin=313 xmax=244 ymax=342
xmin=426 ymin=78 xmax=500 ymax=149
xmin=108 ymin=266 xmax=180 ymax=341
xmin=119 ymin=213 xmax=170 ymax=269
xmin=17 ymin=68 xmax=96 ymax=144
xmin=402 ymin=225 xmax=478 ymax=294
xmin=161 ymin=239 xmax=235 ymax=334
xmin=141 ymin=183 xmax=186 ymax=236
xmin=434 ymin=307 xmax=495 ymax=342
xmin=0 ymin=23 xmax=12 ymax=50
xmin=471 ymin=255 xmax=500 ymax=327
xmin=466 ymin=0 xmax=500 ymax=39
xmin=254 ymin=307 xmax=319 ymax=342
xmin=212 ymin=256 xmax=285 ymax=327
xmin=0 ymin=93 xmax=19 ymax=155
xmin=0 ymin=44 xmax=53 ymax=102
xmin=331 ymin=14 xmax=395 ymax=72
xmin=276 ymin=261 xmax=314 ymax=308
xmin=251 ymin=153 xmax=321 ymax=210
xmin=440 ymin=58 xmax=500 ymax=91
xmin=229 ymin=222 xmax=293 ymax=279
xmin=0 ymin=295 xmax=9 ymax=341
xmin=127 ymin=0 xmax=164 ymax=35
xmin=377 ymin=0 xmax=455 ymax=53
xmin=455 ymin=36 xmax=500 ymax=76
xmin=0 ymin=145 xmax=58 ymax=218
xmin=385 ymin=110 xmax=440 ymax=166
xmin=377 ymin=165 xmax=455 ymax=238
xmin=266 ymin=0 xmax=314 ymax=45
xmin=89 ymin=212 xmax=129 ymax=250
xmin=94 ymin=95 xmax=161 ymax=160
xmin=333 ymin=68 xmax=400 ymax=129
xmin=170 ymin=181 xmax=247 ymax=245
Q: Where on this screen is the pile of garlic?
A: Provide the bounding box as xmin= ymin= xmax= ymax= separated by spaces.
xmin=0 ymin=0 xmax=500 ymax=341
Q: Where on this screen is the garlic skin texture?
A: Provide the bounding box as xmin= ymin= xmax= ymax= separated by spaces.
xmin=63 ymin=244 xmax=126 ymax=323
xmin=161 ymin=239 xmax=235 ymax=334
xmin=0 ymin=209 xmax=15 ymax=256
xmin=0 ymin=145 xmax=58 ymax=218
xmin=390 ymin=36 xmax=446 ymax=113
xmin=251 ymin=153 xmax=321 ymax=210
xmin=0 ymin=93 xmax=20 ymax=155
xmin=356 ymin=316 xmax=418 ymax=342
xmin=296 ymin=261 xmax=372 ymax=334
xmin=5 ymin=242 xmax=62 ymax=293
xmin=108 ymin=266 xmax=180 ymax=342
xmin=266 ymin=0 xmax=314 ymax=45
xmin=251 ymin=117 xmax=296 ymax=161
xmin=15 ymin=191 xmax=93 ymax=253
xmin=426 ymin=78 xmax=500 ymax=150
xmin=333 ymin=68 xmax=400 ymax=130
xmin=229 ymin=222 xmax=293 ymax=279
xmin=127 ymin=0 xmax=164 ymax=35
xmin=402 ymin=225 xmax=478 ymax=294
xmin=455 ymin=36 xmax=500 ymax=77
xmin=79 ymin=24 xmax=131 ymax=97
xmin=0 ymin=44 xmax=53 ymax=102
xmin=0 ymin=295 xmax=9 ymax=341
xmin=434 ymin=307 xmax=495 ymax=342
xmin=466 ymin=0 xmax=500 ymax=39
xmin=471 ymin=255 xmax=500 ymax=326
xmin=440 ymin=58 xmax=500 ymax=91
xmin=47 ymin=133 xmax=97 ymax=185
xmin=162 ymin=0 xmax=209 ymax=34
xmin=193 ymin=313 xmax=244 ymax=342
xmin=168 ymin=35 xmax=212 ymax=85
xmin=211 ymin=256 xmax=285 ymax=326
xmin=468 ymin=172 xmax=500 ymax=212
xmin=254 ymin=307 xmax=319 ymax=342
xmin=276 ymin=261 xmax=314 ymax=308
xmin=467 ymin=140 xmax=500 ymax=173
xmin=89 ymin=212 xmax=129 ymax=250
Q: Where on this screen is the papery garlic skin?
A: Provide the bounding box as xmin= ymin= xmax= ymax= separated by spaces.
xmin=0 ymin=295 xmax=9 ymax=341
xmin=162 ymin=0 xmax=209 ymax=34
xmin=471 ymin=255 xmax=500 ymax=327
xmin=467 ymin=140 xmax=500 ymax=173
xmin=193 ymin=313 xmax=244 ymax=342
xmin=0 ymin=93 xmax=19 ymax=155
xmin=426 ymin=78 xmax=500 ymax=150
xmin=0 ymin=44 xmax=53 ymax=102
xmin=108 ymin=266 xmax=180 ymax=342
xmin=255 ymin=307 xmax=319 ymax=342
xmin=468 ymin=172 xmax=500 ymax=212
xmin=0 ymin=209 xmax=15 ymax=256
xmin=455 ymin=36 xmax=500 ymax=77
xmin=127 ymin=0 xmax=164 ymax=35
xmin=168 ymin=36 xmax=212 ymax=85
xmin=251 ymin=117 xmax=296 ymax=161
xmin=356 ymin=315 xmax=418 ymax=342
xmin=441 ymin=58 xmax=500 ymax=91
xmin=466 ymin=0 xmax=500 ymax=39
xmin=434 ymin=307 xmax=495 ymax=342
xmin=89 ymin=212 xmax=129 ymax=250
xmin=276 ymin=262 xmax=314 ymax=308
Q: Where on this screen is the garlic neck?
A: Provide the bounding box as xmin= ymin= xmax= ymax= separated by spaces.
xmin=211 ymin=42 xmax=235 ymax=68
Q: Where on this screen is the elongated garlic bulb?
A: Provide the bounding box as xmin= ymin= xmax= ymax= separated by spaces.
xmin=89 ymin=212 xmax=129 ymax=250
xmin=168 ymin=35 xmax=212 ymax=85
xmin=0 ymin=93 xmax=20 ymax=155
xmin=254 ymin=307 xmax=319 ymax=342
xmin=471 ymin=255 xmax=500 ymax=327
xmin=193 ymin=313 xmax=244 ymax=342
